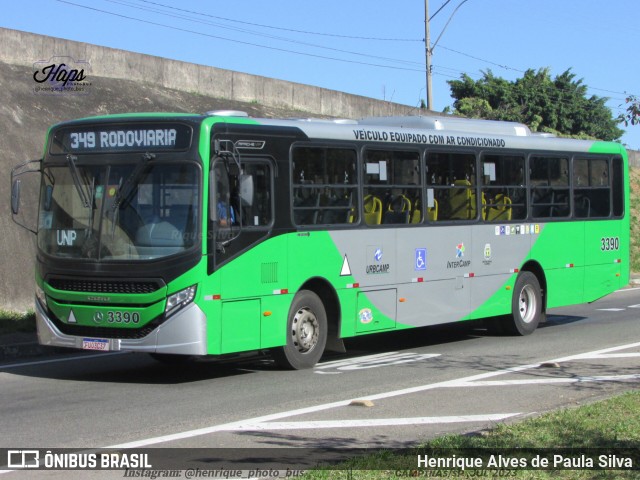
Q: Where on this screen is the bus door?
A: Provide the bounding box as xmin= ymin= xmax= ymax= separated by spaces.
xmin=208 ymin=155 xmax=278 ymax=354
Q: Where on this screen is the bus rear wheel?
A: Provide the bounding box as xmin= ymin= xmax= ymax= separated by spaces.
xmin=272 ymin=290 xmax=327 ymax=370
xmin=505 ymin=271 xmax=542 ymax=335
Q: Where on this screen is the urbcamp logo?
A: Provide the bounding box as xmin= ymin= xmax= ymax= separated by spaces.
xmin=33 ymin=56 xmax=91 ymax=95
xmin=366 ymin=247 xmax=390 ymax=274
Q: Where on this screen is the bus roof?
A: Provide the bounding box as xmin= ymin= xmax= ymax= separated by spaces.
xmin=50 ymin=111 xmax=624 ymax=156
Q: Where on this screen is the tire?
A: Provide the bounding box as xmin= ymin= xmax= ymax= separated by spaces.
xmin=272 ymin=290 xmax=327 ymax=370
xmin=504 ymin=271 xmax=542 ymax=336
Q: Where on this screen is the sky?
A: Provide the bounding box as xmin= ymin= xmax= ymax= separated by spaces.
xmin=3 ymin=0 xmax=640 ymax=149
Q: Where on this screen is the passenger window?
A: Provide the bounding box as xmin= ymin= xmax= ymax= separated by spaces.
xmin=292 ymin=146 xmax=358 ymax=226
xmin=481 ymin=154 xmax=526 ymax=221
xmin=573 ymin=158 xmax=610 ymax=218
xmin=426 ymin=152 xmax=477 ymax=221
xmin=530 ymin=156 xmax=570 ymax=218
xmin=364 ymin=149 xmax=421 ymax=225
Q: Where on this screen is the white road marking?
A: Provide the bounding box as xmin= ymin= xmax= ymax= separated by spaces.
xmin=597 ymin=308 xmax=625 ymax=312
xmin=231 ymin=414 xmax=521 ymax=431
xmin=617 ymin=286 xmax=640 ymax=293
xmin=105 ymin=340 xmax=640 ymax=449
xmin=316 ymin=352 xmax=440 ymax=372
xmin=452 ymin=374 xmax=640 ymax=388
xmin=588 ymin=353 xmax=640 ymax=359
xmin=316 ymin=351 xmax=405 ymax=368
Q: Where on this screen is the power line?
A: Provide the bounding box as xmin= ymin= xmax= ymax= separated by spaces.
xmin=437 ymin=45 xmax=526 ymax=74
xmin=135 ymin=0 xmax=422 ymax=42
xmin=57 ymin=0 xmax=426 ymax=73
xmin=57 ymin=0 xmax=637 ymax=113
xmin=104 ymin=0 xmax=423 ymax=68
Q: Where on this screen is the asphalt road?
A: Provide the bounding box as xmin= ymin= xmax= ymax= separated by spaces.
xmin=1 ymin=287 xmax=640 ymax=477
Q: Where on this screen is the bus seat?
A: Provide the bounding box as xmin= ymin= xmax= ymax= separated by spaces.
xmin=364 ymin=195 xmax=382 ymax=225
xmin=486 ymin=194 xmax=512 ymax=221
xmin=427 ymin=198 xmax=438 ymax=221
xmin=409 ymin=196 xmax=422 ymax=224
xmin=383 ymin=194 xmax=411 ymax=224
xmin=293 ymin=188 xmax=321 ymax=225
xmin=449 ymin=180 xmax=475 ymax=219
xmin=323 ymin=192 xmax=353 ymax=224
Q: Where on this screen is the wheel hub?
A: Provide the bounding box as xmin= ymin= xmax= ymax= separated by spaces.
xmin=292 ymin=307 xmax=319 ymax=353
xmin=518 ymin=285 xmax=537 ymax=324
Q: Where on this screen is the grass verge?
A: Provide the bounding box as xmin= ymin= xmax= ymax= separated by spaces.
xmin=0 ymin=310 xmax=36 ymax=335
xmin=302 ymin=390 xmax=640 ymax=479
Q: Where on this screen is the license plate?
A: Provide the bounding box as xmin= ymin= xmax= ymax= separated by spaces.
xmin=82 ymin=338 xmax=109 ymax=351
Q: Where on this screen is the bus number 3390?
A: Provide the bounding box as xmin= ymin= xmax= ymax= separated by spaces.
xmin=106 ymin=311 xmax=141 ymax=324
xmin=601 ymin=236 xmax=620 ymax=251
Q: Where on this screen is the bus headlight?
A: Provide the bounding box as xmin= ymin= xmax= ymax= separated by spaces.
xmin=35 ymin=283 xmax=47 ymax=308
xmin=165 ymin=285 xmax=197 ymax=317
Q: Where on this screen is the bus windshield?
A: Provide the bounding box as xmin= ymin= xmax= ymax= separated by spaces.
xmin=37 ymin=161 xmax=199 ymax=260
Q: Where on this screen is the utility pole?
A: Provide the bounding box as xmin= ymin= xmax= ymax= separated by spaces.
xmin=424 ymin=0 xmax=470 ymax=112
xmin=424 ymin=0 xmax=433 ymax=111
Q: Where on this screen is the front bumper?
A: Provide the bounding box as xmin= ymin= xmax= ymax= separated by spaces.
xmin=35 ymin=299 xmax=208 ymax=356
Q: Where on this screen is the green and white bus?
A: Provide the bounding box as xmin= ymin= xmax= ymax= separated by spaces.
xmin=11 ymin=111 xmax=629 ymax=369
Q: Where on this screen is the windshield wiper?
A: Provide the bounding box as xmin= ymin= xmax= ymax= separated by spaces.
xmin=67 ymin=154 xmax=91 ymax=208
xmin=111 ymin=152 xmax=155 ymax=213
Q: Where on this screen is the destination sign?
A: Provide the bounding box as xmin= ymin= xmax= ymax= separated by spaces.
xmin=50 ymin=123 xmax=193 ymax=154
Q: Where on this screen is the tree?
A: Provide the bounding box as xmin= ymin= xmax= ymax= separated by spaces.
xmin=447 ymin=68 xmax=623 ymax=141
xmin=619 ymin=95 xmax=640 ymax=127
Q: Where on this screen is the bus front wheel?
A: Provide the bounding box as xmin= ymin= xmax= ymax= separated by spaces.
xmin=506 ymin=271 xmax=542 ymax=335
xmin=272 ymin=290 xmax=327 ymax=370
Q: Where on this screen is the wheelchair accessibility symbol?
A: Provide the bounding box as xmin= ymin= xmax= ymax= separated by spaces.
xmin=415 ymin=248 xmax=427 ymax=271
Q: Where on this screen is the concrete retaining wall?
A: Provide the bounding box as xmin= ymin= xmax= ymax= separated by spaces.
xmin=0 ymin=27 xmax=414 ymax=119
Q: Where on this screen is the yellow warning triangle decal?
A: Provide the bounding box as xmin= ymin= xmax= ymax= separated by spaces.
xmin=340 ymin=255 xmax=351 ymax=276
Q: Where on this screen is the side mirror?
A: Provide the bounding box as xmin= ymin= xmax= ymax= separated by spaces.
xmin=11 ymin=179 xmax=21 ymax=215
xmin=10 ymin=158 xmax=42 ymax=235
xmin=44 ymin=184 xmax=54 ymax=211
